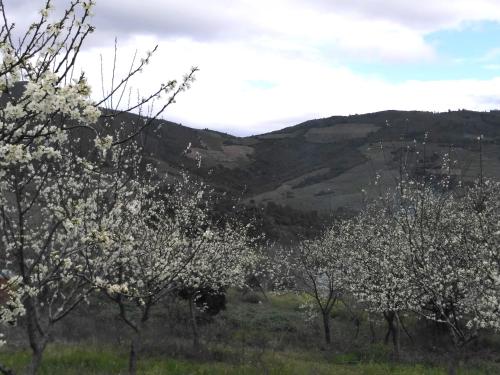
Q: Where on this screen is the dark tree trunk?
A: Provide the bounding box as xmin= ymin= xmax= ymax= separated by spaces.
xmin=322 ymin=311 xmax=331 ymax=345
xmin=393 ymin=312 xmax=401 ymax=361
xmin=383 ymin=311 xmax=400 ymax=360
xmin=447 ymin=347 xmax=461 ymax=375
xmin=118 ymin=299 xmax=151 ymax=375
xmin=447 ymin=326 xmax=466 ymax=375
xmin=128 ymin=329 xmax=141 ymax=375
xmin=353 ymin=317 xmax=360 ymax=341
xmin=369 ymin=320 xmax=377 ymax=344
xmin=25 ymin=299 xmax=48 ymax=375
xmin=447 ymin=360 xmax=457 ymax=375
xmin=384 ymin=311 xmax=394 ymax=345
xmin=189 ymin=297 xmax=200 ymax=350
xmin=28 ymin=349 xmax=44 ymax=375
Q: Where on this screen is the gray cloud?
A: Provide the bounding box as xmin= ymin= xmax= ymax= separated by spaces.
xmin=2 ymin=0 xmax=45 ymax=34
xmin=5 ymin=0 xmax=500 ymax=47
xmin=98 ymin=0 xmax=262 ymax=42
xmin=91 ymin=0 xmax=257 ymax=42
xmin=5 ymin=0 xmax=499 ymax=58
xmin=290 ymin=0 xmax=478 ymax=31
xmin=2 ymin=0 xmax=261 ymax=47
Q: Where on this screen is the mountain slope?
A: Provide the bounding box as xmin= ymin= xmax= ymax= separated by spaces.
xmin=133 ymin=109 xmax=500 ymax=213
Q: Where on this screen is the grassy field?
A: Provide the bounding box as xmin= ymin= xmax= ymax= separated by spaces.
xmin=1 ymin=345 xmax=496 ymax=375
xmin=1 ymin=292 xmax=499 ymax=374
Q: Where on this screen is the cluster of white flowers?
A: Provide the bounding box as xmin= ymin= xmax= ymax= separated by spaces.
xmin=83 ymin=172 xmax=258 ymax=303
xmin=0 ymin=0 xmax=195 ymax=370
xmin=0 ymin=143 xmax=32 ymax=165
xmin=345 ymin=175 xmax=500 ymax=347
xmin=0 ymin=44 xmax=21 ymax=92
xmin=0 ymin=276 xmax=26 ymax=343
xmin=21 ymin=73 xmax=97 ymax=121
xmin=94 ymin=135 xmax=114 ymax=156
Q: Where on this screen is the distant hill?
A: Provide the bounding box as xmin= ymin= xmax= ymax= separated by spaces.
xmin=5 ymin=82 xmax=500 ymax=240
xmin=131 ymin=109 xmax=500 ymax=217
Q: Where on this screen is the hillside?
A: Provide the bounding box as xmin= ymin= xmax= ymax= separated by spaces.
xmin=7 ymin=81 xmax=497 ymax=214
xmin=131 ymin=109 xmax=500 ymax=215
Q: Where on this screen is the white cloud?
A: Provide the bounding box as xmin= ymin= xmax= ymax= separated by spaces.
xmin=5 ymin=1 xmax=500 ymax=135
xmin=75 ymin=35 xmax=500 ymax=136
xmin=3 ymin=0 xmax=442 ymax=62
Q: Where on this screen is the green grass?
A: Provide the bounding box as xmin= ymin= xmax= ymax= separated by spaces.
xmin=0 ymin=345 xmax=494 ymax=375
xmin=2 ymin=293 xmax=499 ymax=374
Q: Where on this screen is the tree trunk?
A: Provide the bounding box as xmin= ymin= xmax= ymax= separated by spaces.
xmin=189 ymin=297 xmax=200 ymax=350
xmin=393 ymin=312 xmax=401 ymax=361
xmin=447 ymin=360 xmax=457 ymax=375
xmin=322 ymin=311 xmax=331 ymax=345
xmin=383 ymin=311 xmax=394 ymax=345
xmin=447 ymin=347 xmax=461 ymax=375
xmin=128 ymin=329 xmax=141 ymax=375
xmin=25 ymin=299 xmax=48 ymax=375
xmin=383 ymin=311 xmax=400 ymax=360
xmin=369 ymin=319 xmax=377 ymax=344
xmin=353 ymin=316 xmax=360 ymax=341
xmin=27 ymin=349 xmax=44 ymax=375
xmin=447 ymin=328 xmax=464 ymax=375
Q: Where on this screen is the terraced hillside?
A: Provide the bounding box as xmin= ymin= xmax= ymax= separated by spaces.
xmin=131 ymin=109 xmax=500 ymax=214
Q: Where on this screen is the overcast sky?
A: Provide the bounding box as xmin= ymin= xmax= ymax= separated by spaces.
xmin=6 ymin=1 xmax=500 ymax=136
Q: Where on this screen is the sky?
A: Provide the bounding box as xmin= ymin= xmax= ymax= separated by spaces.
xmin=6 ymin=0 xmax=500 ymax=136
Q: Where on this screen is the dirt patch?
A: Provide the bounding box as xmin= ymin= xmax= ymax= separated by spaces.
xmin=186 ymin=145 xmax=254 ymax=169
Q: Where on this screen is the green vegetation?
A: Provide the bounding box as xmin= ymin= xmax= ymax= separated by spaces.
xmin=0 ymin=345 xmax=495 ymax=375
xmin=2 ymin=293 xmax=499 ymax=374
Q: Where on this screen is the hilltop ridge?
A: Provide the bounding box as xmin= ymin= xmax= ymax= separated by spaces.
xmin=129 ymin=109 xmax=500 ymax=213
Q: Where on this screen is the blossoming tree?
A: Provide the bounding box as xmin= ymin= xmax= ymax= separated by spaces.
xmin=175 ymin=220 xmax=260 ymax=350
xmin=78 ymin=170 xmax=260 ymax=374
xmin=395 ymin=176 xmax=500 ymax=372
xmin=81 ymin=173 xmax=208 ymax=375
xmin=273 ymin=223 xmax=352 ymax=345
xmin=0 ymin=1 xmax=196 ymax=374
xmin=351 ymin=173 xmax=500 ymax=372
xmin=347 ymin=195 xmax=415 ymax=359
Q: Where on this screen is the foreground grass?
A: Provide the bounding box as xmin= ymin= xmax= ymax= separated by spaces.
xmin=0 ymin=345 xmax=496 ymax=375
xmin=2 ymin=293 xmax=498 ymax=374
